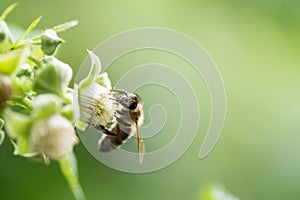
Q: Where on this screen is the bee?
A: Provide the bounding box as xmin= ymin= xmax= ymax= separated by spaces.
xmin=95 ymin=90 xmax=145 ymax=164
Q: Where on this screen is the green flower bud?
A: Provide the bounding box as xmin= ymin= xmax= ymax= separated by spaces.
xmin=0 ymin=20 xmax=12 ymax=52
xmin=30 ymin=114 xmax=78 ymax=160
xmin=0 ymin=74 xmax=12 ymax=109
xmin=41 ymin=29 xmax=62 ymax=55
xmin=33 ymin=57 xmax=72 ymax=97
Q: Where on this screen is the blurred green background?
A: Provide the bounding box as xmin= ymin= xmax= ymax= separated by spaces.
xmin=1 ymin=0 xmax=300 ymax=199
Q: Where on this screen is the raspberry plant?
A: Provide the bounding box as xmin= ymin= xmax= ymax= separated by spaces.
xmin=0 ymin=3 xmax=87 ymax=200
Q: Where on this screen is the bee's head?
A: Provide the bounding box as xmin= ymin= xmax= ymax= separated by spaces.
xmin=119 ymin=93 xmax=141 ymax=110
xmin=111 ymin=90 xmax=142 ymax=110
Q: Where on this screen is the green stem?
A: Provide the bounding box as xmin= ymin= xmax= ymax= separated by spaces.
xmin=58 ymin=152 xmax=86 ymax=200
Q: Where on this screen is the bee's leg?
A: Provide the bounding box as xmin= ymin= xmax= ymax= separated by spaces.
xmin=94 ymin=125 xmax=118 ymax=136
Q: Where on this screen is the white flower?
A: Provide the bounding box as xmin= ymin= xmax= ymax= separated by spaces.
xmin=30 ymin=114 xmax=78 ymax=160
xmin=73 ymin=51 xmax=114 ymax=128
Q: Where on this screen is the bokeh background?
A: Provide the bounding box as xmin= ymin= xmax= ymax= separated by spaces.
xmin=1 ymin=0 xmax=300 ymax=199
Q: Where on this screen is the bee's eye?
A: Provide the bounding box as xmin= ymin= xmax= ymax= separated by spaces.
xmin=129 ymin=101 xmax=137 ymax=110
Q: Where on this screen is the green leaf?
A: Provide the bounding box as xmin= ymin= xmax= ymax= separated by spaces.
xmin=11 ymin=16 xmax=42 ymax=49
xmin=0 ymin=3 xmax=18 ymax=21
xmin=0 ymin=45 xmax=31 ymax=75
xmin=59 ymin=152 xmax=86 ymax=200
xmin=52 ymin=20 xmax=79 ymax=33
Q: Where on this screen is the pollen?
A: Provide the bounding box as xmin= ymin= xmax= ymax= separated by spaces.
xmin=90 ymin=94 xmax=114 ymax=127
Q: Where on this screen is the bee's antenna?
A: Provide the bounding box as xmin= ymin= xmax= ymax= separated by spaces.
xmin=109 ymin=97 xmax=117 ymax=101
xmin=110 ymin=89 xmax=128 ymax=97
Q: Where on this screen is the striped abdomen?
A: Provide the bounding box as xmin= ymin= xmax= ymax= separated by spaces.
xmin=99 ymin=108 xmax=142 ymax=152
xmin=99 ymin=125 xmax=132 ymax=152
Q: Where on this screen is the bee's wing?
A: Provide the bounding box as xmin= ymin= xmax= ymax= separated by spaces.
xmin=136 ymin=122 xmax=145 ymax=164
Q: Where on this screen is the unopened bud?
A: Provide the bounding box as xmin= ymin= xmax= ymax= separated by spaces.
xmin=30 ymin=114 xmax=78 ymax=160
xmin=41 ymin=29 xmax=62 ymax=55
xmin=33 ymin=57 xmax=72 ymax=96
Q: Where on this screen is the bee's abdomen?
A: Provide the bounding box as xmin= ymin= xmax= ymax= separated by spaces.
xmin=99 ymin=107 xmax=137 ymax=152
xmin=99 ymin=125 xmax=132 ymax=152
